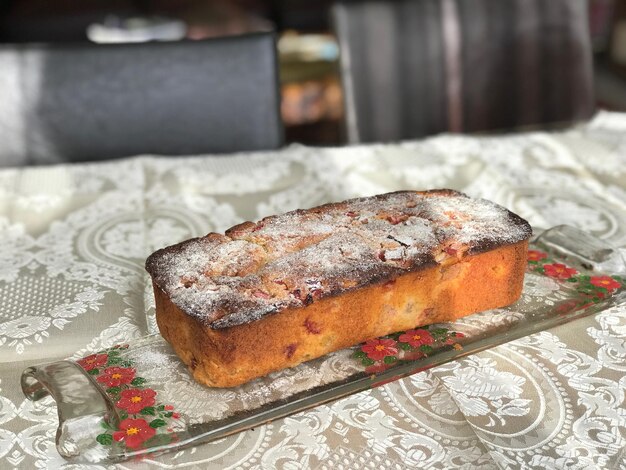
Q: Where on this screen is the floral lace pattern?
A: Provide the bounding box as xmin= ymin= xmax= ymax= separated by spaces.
xmin=1 ymin=111 xmax=626 ymax=468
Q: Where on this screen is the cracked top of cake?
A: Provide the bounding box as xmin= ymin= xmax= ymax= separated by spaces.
xmin=145 ymin=190 xmax=532 ymax=329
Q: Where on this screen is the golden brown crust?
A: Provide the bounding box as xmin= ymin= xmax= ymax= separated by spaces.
xmin=154 ymin=240 xmax=529 ymax=388
xmin=146 ymin=190 xmax=532 ymax=330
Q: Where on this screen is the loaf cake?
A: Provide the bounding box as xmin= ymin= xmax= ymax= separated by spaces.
xmin=145 ymin=190 xmax=532 ymax=387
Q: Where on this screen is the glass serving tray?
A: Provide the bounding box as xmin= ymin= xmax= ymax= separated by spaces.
xmin=21 ymin=226 xmax=626 ymax=464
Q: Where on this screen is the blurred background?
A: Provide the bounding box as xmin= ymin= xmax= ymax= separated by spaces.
xmin=1 ymin=0 xmax=625 ymax=147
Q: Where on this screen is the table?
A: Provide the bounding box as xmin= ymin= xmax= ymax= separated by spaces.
xmin=1 ymin=111 xmax=625 ymax=469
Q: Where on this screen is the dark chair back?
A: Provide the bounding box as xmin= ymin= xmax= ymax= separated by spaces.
xmin=0 ymin=33 xmax=283 ymax=166
xmin=333 ymin=0 xmax=595 ymax=143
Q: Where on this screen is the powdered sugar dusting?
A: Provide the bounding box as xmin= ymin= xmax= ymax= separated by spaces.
xmin=146 ymin=190 xmax=531 ymax=329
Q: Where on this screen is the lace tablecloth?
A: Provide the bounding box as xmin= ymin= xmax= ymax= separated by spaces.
xmin=1 ymin=111 xmax=626 ymax=469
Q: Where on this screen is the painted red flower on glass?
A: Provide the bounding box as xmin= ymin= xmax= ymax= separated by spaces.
xmin=527 ymin=250 xmax=548 ymax=262
xmin=112 ymin=418 xmax=156 ymax=449
xmin=398 ymin=329 xmax=434 ymax=348
xmin=362 ymin=338 xmax=398 ymax=361
xmin=78 ymin=353 xmax=108 ymax=371
xmin=590 ymin=276 xmax=621 ymax=291
xmin=543 ymin=263 xmax=578 ymax=280
xmin=96 ymin=367 xmax=135 ymax=387
xmin=116 ymin=388 xmax=156 ymax=414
